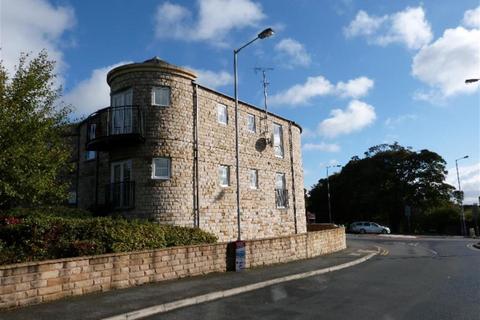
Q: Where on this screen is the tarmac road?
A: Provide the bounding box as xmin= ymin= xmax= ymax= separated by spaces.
xmin=151 ymin=235 xmax=480 ymax=320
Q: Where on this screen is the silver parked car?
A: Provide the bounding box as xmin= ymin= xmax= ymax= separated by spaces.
xmin=350 ymin=221 xmax=390 ymax=234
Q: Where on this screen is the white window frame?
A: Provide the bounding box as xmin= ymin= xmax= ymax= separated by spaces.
xmin=247 ymin=113 xmax=256 ymax=133
xmin=219 ymin=165 xmax=230 ymax=187
xmin=249 ymin=169 xmax=258 ymax=189
xmin=152 ymin=86 xmax=171 ymax=107
xmin=152 ymin=157 xmax=171 ymax=180
xmin=217 ymin=104 xmax=228 ymax=125
xmin=273 ymin=123 xmax=284 ymax=158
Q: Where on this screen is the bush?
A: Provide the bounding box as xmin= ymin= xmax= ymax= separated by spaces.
xmin=0 ymin=208 xmax=217 ymax=265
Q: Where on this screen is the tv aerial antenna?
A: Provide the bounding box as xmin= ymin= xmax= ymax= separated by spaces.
xmin=254 ymin=67 xmax=273 ymax=135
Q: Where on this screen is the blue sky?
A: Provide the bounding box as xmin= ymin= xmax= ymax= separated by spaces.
xmin=2 ymin=0 xmax=479 ymax=203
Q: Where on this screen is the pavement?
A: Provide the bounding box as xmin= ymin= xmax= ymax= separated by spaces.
xmin=0 ymin=241 xmax=379 ymax=320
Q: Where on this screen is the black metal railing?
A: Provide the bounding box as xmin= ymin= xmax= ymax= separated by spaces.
xmin=86 ymin=105 xmax=145 ymax=149
xmin=105 ymin=181 xmax=135 ymax=209
xmin=275 ymin=189 xmax=289 ymax=208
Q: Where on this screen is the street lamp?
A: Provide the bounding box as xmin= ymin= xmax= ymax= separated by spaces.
xmin=455 ymin=155 xmax=469 ymax=236
xmin=326 ymin=164 xmax=341 ymax=224
xmin=234 ymin=28 xmax=274 ymax=241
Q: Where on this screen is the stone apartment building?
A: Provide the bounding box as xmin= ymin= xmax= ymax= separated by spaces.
xmin=71 ymin=57 xmax=306 ymax=241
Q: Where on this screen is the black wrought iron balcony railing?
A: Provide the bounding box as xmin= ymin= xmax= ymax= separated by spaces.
xmin=105 ymin=181 xmax=135 ymax=210
xmin=85 ymin=105 xmax=145 ymax=151
xmin=275 ymin=189 xmax=289 ymax=208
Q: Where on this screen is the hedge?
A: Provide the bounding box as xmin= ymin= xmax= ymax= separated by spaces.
xmin=0 ymin=208 xmax=217 ymax=265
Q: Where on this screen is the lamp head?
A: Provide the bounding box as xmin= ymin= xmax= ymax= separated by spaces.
xmin=465 ymin=79 xmax=479 ymax=83
xmin=258 ymin=28 xmax=274 ymax=39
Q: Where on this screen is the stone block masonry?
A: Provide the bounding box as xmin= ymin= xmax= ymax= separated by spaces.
xmin=0 ymin=228 xmax=345 ymax=310
xmin=74 ymin=58 xmax=306 ymax=242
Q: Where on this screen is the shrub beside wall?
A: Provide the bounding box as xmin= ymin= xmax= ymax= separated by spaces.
xmin=0 ymin=208 xmax=217 ymax=265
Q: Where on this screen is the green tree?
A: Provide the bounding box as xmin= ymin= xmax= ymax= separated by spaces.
xmin=308 ymin=143 xmax=455 ymax=232
xmin=0 ymin=51 xmax=72 ymax=209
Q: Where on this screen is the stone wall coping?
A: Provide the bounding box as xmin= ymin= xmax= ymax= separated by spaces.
xmin=0 ymin=229 xmax=342 ymax=270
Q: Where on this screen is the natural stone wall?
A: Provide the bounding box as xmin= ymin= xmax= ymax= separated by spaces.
xmin=75 ymin=59 xmax=306 ymax=242
xmin=0 ymin=229 xmax=345 ymax=310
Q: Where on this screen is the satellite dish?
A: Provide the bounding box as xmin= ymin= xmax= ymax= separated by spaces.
xmin=255 ymin=137 xmax=267 ymax=152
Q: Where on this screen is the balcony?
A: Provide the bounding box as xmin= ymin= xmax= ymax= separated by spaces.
xmin=85 ymin=106 xmax=145 ymax=151
xmin=105 ymin=181 xmax=135 ymax=210
xmin=275 ymin=189 xmax=289 ymax=209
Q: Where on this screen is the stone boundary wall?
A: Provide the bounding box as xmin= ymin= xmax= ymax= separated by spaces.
xmin=0 ymin=228 xmax=345 ymax=310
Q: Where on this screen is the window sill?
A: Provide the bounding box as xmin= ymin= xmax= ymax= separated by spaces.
xmin=152 ymin=176 xmax=170 ymax=180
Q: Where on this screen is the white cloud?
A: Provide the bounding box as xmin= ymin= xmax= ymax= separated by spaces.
xmin=345 ymin=6 xmax=432 ymax=50
xmin=344 ymin=10 xmax=387 ymax=37
xmin=384 ymin=114 xmax=417 ymax=128
xmin=462 ymin=6 xmax=480 ymax=28
xmin=447 ymin=162 xmax=480 ymax=204
xmin=412 ymin=27 xmax=480 ymax=98
xmin=303 ymin=142 xmax=340 ymax=152
xmin=187 ymin=67 xmax=233 ymax=89
xmin=269 ymin=76 xmax=333 ymax=106
xmin=270 ymin=75 xmax=374 ymax=106
xmin=1 ymin=0 xmax=75 ymax=81
xmin=335 ymin=77 xmax=374 ymax=98
xmin=63 ymin=62 xmax=130 ymax=117
xmin=318 ymin=100 xmax=376 ymax=138
xmin=274 ymin=38 xmax=311 ymax=67
xmin=154 ymin=0 xmax=265 ymax=44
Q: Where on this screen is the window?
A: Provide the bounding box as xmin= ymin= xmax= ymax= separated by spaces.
xmin=273 ymin=123 xmax=284 ymax=158
xmin=217 ymin=104 xmax=228 ymax=124
xmin=219 ymin=165 xmax=230 ymax=187
xmin=249 ymin=169 xmax=258 ymax=189
xmin=275 ymin=173 xmax=285 ymax=190
xmin=275 ymin=173 xmax=288 ymax=208
xmin=111 ymin=89 xmax=133 ymax=134
xmin=68 ymin=191 xmax=77 ymax=205
xmin=85 ymin=150 xmax=96 ymax=161
xmin=152 ymin=86 xmax=171 ymax=107
xmin=85 ymin=123 xmax=97 ymax=160
xmin=152 ymin=157 xmax=171 ymax=179
xmin=247 ymin=114 xmax=256 ymax=133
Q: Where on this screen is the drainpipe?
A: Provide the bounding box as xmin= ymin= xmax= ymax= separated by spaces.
xmin=95 ymin=150 xmax=99 ymax=208
xmin=75 ymin=125 xmax=81 ymax=207
xmin=288 ymin=122 xmax=298 ymax=234
xmin=192 ymin=82 xmax=200 ymax=228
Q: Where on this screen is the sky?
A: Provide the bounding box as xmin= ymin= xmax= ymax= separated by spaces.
xmin=1 ymin=0 xmax=479 ymax=203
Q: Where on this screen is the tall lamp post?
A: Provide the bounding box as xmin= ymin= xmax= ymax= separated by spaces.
xmin=326 ymin=164 xmax=341 ymax=224
xmin=455 ymin=155 xmax=469 ymax=236
xmin=234 ymin=28 xmax=274 ymax=241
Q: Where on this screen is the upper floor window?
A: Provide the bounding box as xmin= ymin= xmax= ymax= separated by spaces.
xmin=152 ymin=157 xmax=171 ymax=180
xmin=217 ymin=104 xmax=228 ymax=124
xmin=275 ymin=172 xmax=288 ymax=208
xmin=219 ymin=165 xmax=230 ymax=187
xmin=247 ymin=114 xmax=256 ymax=133
xmin=112 ymin=89 xmax=133 ymax=107
xmin=85 ymin=124 xmax=96 ymax=160
xmin=273 ymin=123 xmax=284 ymax=158
xmin=249 ymin=169 xmax=258 ymax=189
xmin=152 ymin=86 xmax=171 ymax=107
